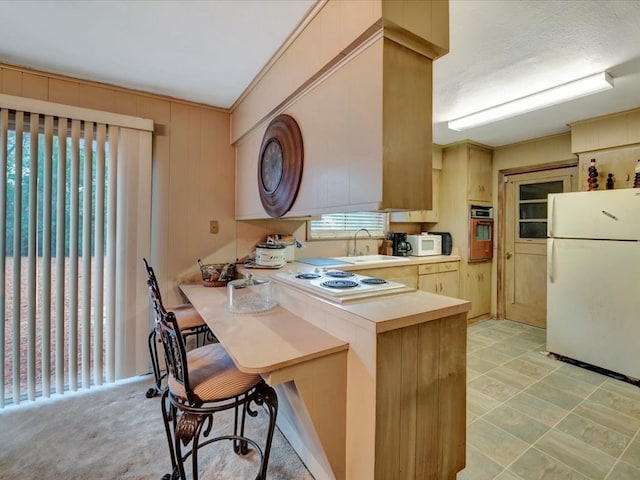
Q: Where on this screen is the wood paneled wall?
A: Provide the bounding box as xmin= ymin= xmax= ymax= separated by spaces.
xmin=571 ymin=108 xmax=640 ymax=153
xmin=577 ymin=147 xmax=640 ymax=191
xmin=0 ymin=64 xmax=234 ymax=305
xmin=570 ymin=108 xmax=640 ymax=190
xmin=375 ymin=312 xmax=466 ymax=479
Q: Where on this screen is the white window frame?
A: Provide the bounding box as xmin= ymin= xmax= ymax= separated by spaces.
xmin=307 ymin=212 xmax=388 ymax=240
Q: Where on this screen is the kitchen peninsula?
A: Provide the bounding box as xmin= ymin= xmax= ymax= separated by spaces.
xmin=181 ymin=262 xmax=470 ymax=480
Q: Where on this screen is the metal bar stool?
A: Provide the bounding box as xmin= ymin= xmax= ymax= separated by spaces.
xmin=144 ymin=258 xmax=213 ymax=398
xmin=148 ymin=281 xmax=278 ymax=480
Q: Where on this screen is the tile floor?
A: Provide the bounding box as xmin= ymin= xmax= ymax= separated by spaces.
xmin=458 ymin=319 xmax=640 ymax=480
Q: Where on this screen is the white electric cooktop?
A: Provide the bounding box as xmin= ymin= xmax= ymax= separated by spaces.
xmin=272 ymin=269 xmax=412 ymax=303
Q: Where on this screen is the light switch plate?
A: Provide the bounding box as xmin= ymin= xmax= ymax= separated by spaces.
xmin=209 ymin=220 xmax=219 ymax=234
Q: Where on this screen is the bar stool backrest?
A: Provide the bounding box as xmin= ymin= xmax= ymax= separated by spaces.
xmin=143 ymin=257 xmax=164 ymax=305
xmin=149 ymin=286 xmax=194 ymax=404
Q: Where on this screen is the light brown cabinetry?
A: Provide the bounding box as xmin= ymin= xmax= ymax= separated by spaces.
xmin=375 ymin=312 xmax=466 ymax=480
xmin=440 ymin=142 xmax=493 ymax=210
xmin=467 ymin=147 xmax=493 ymax=202
xmin=272 ymin=271 xmax=470 ymax=480
xmin=352 ymin=259 xmax=461 ymax=295
xmin=417 ymin=261 xmax=459 ymax=297
xmin=389 ymin=169 xmax=440 ymax=223
xmin=353 ymin=265 xmax=418 ymax=289
xmin=466 ymin=262 xmax=492 ymax=320
xmin=438 ymin=142 xmax=494 ymax=322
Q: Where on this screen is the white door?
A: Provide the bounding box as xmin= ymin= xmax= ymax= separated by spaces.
xmin=504 ymin=168 xmax=576 ymax=327
xmin=547 ymin=238 xmax=640 ymax=379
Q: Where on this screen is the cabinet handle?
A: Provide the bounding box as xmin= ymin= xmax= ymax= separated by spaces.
xmin=548 ymin=238 xmax=555 ymax=283
xmin=506 ymin=252 xmax=512 ymax=259
xmin=548 ymin=195 xmax=555 ymax=237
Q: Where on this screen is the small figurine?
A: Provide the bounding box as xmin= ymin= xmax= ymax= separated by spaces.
xmin=587 ymin=158 xmax=599 ymax=191
xmin=606 ymin=173 xmax=614 ymax=190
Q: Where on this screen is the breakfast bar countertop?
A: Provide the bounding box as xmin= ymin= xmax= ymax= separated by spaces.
xmin=179 ymin=284 xmax=348 ymax=374
xmin=183 ymin=254 xmax=470 ymax=480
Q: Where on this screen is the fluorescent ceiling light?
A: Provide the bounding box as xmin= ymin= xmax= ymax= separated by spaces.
xmin=447 ymin=72 xmax=614 ymax=131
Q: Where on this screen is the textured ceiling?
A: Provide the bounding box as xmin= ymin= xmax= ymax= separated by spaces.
xmin=1 ymin=0 xmax=640 ymax=147
xmin=433 ymin=0 xmax=640 ymax=146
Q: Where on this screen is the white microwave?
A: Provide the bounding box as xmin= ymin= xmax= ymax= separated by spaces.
xmin=406 ymin=234 xmax=442 ymax=256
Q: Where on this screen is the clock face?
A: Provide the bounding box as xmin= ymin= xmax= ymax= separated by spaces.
xmin=260 ymin=139 xmax=284 ymax=194
xmin=257 ymin=114 xmax=304 ymax=218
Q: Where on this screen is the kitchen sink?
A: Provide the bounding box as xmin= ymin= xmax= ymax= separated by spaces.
xmin=330 ymin=255 xmax=411 ymax=265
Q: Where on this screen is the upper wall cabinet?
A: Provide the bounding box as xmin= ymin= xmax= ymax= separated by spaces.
xmin=467 ymin=146 xmax=493 ymax=203
xmin=389 ymin=146 xmax=443 ymax=223
xmin=389 ymin=169 xmax=440 ymax=223
xmin=235 ymin=38 xmax=435 ymax=219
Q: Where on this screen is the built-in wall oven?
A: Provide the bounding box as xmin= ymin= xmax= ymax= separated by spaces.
xmin=469 ymin=205 xmax=494 ymax=262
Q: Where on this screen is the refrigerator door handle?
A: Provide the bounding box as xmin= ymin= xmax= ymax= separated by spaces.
xmin=547 ymin=238 xmax=555 ymax=283
xmin=548 ymin=195 xmax=555 ymax=237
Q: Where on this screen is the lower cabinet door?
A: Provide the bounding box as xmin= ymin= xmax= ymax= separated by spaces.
xmin=418 ymin=274 xmax=438 ymax=293
xmin=466 ymin=262 xmax=491 ymax=318
xmin=418 ymin=270 xmax=460 ymax=297
xmin=439 ymin=270 xmax=460 ymax=298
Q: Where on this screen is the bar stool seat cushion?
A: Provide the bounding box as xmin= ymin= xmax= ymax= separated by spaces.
xmin=167 ymin=303 xmax=206 ymax=331
xmin=169 ymin=343 xmax=262 ymax=403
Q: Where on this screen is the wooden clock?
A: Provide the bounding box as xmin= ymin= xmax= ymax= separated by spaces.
xmin=258 ymin=114 xmax=304 ymax=217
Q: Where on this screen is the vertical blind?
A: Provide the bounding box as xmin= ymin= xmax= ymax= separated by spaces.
xmin=308 ymin=212 xmax=387 ymax=239
xmin=0 ymin=94 xmax=152 ymax=407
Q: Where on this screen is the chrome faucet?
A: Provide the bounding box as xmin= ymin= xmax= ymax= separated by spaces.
xmin=351 ymin=228 xmax=372 ymax=256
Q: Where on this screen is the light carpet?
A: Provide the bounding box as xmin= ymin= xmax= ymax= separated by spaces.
xmin=0 ymin=375 xmax=314 ymax=480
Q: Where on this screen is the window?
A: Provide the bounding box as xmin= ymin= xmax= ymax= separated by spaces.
xmin=308 ymin=212 xmax=387 ymax=239
xmin=518 ymin=180 xmax=564 ymax=239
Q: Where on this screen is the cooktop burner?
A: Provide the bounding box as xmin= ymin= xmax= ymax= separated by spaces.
xmin=324 ymin=271 xmax=354 ymax=278
xmin=296 ymin=273 xmax=322 ymax=279
xmin=272 ymin=271 xmax=411 ymax=303
xmin=321 ymin=280 xmax=359 ymax=289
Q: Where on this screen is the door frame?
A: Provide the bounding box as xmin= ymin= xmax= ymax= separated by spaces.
xmin=496 ymin=159 xmax=578 ymax=320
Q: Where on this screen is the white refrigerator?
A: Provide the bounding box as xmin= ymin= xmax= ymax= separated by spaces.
xmin=547 ymin=188 xmax=640 ymax=380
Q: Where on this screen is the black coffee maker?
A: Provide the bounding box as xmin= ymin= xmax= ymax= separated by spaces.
xmin=390 ymin=232 xmax=413 ymax=256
